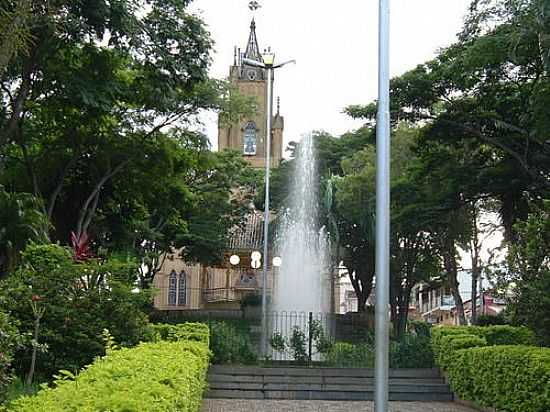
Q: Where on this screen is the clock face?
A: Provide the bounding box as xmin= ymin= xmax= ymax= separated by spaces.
xmin=247 ymin=69 xmax=257 ymax=81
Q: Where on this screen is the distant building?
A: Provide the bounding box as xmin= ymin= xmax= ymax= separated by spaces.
xmin=412 ymin=270 xmax=503 ymax=325
xmin=153 ymin=19 xmax=282 ymax=312
xmin=217 ymin=19 xmax=284 ymax=169
xmin=153 ymin=210 xmax=275 ymax=312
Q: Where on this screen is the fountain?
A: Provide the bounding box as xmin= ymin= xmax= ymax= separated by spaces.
xmin=272 ymin=133 xmax=330 ymax=314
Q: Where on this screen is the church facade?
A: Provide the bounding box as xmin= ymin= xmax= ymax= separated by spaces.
xmin=153 ymin=20 xmax=282 ymax=312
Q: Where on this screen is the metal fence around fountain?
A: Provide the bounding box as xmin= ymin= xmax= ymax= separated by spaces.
xmin=266 ymin=310 xmax=375 ymax=363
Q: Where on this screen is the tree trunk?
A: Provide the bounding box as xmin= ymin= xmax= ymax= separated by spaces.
xmin=1 ymin=46 xmax=35 ymax=147
xmin=26 ymin=315 xmax=40 ymax=386
xmin=345 ymin=256 xmax=374 ymax=312
xmin=444 ymin=247 xmax=466 ymax=325
xmin=471 ymin=271 xmax=477 ymax=325
xmin=75 ymin=160 xmax=129 ymax=238
xmin=470 ymin=203 xmax=481 ymax=325
xmin=397 ymin=288 xmax=411 ymax=339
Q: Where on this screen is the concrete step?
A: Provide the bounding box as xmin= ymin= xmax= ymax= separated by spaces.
xmin=206 ymin=366 xmax=454 ymax=401
xmin=206 ymin=389 xmax=454 ymax=402
xmin=208 ymin=365 xmax=442 ymax=379
xmin=209 ymin=374 xmax=446 ymax=386
xmin=209 ymin=381 xmax=451 ymax=393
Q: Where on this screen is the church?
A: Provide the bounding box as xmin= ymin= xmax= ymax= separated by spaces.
xmin=153 ymin=19 xmax=283 ymax=312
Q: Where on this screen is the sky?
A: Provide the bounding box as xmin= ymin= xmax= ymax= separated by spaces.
xmin=189 ymin=0 xmax=472 ymax=152
xmin=188 ymin=0 xmax=504 ymax=268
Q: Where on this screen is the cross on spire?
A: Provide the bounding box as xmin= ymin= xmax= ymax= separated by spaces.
xmin=248 ymin=1 xmax=261 ymax=11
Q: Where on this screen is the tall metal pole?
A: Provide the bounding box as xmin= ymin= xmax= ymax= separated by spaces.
xmin=261 ymin=65 xmax=273 ymax=357
xmin=375 ymin=0 xmax=391 ymax=411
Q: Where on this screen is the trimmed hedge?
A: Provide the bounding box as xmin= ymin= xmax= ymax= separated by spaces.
xmin=448 ymin=345 xmax=550 ymax=412
xmin=10 ymin=323 xmax=210 ymax=412
xmin=437 ymin=334 xmax=487 ymax=370
xmin=432 ymin=325 xmax=549 ymax=412
xmin=431 ymin=325 xmax=535 ymax=358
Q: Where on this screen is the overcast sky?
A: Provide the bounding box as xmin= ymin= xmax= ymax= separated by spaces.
xmin=190 ymin=0 xmax=472 ymax=151
xmin=188 ymin=0 xmax=504 ymax=265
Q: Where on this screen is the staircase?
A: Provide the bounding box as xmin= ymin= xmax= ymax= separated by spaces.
xmin=206 ymin=366 xmax=454 ymax=401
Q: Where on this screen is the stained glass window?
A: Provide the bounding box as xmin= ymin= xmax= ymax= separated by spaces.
xmin=168 ymin=270 xmax=177 ymax=306
xmin=243 ymin=121 xmax=257 ymax=155
xmin=178 ymin=271 xmax=187 ymax=306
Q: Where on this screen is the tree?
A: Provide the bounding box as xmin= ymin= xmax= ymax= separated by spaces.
xmin=346 ymin=0 xmax=550 ymax=241
xmin=0 ymin=0 xmax=256 ymax=277
xmin=0 ymin=310 xmax=25 ymax=402
xmin=334 ymin=124 xmax=441 ymax=318
xmin=495 ymin=201 xmax=550 ymax=346
xmin=0 ymin=243 xmax=151 ymax=379
xmin=0 ymin=0 xmax=33 ymax=73
xmin=0 ymin=187 xmax=49 ymax=278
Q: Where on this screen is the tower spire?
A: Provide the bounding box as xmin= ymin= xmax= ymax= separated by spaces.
xmin=244 ymin=18 xmax=262 ymax=62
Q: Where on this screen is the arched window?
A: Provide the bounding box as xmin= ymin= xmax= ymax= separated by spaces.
xmin=243 ymin=121 xmax=257 ymax=155
xmin=207 ymin=270 xmax=214 ymax=290
xmin=178 ymin=270 xmax=187 ymax=306
xmin=168 ymin=270 xmax=177 ymax=306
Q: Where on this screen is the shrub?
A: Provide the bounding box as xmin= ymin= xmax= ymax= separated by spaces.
xmin=431 ymin=325 xmax=535 ymax=357
xmin=437 ymin=334 xmax=487 ymax=370
xmin=475 ymin=313 xmax=508 ymax=326
xmin=269 ymin=320 xmax=333 ymax=364
xmin=240 ymin=293 xmax=261 ymax=308
xmin=408 ymin=320 xmax=432 ymax=337
xmin=148 ymin=323 xmax=209 ymax=346
xmin=502 ymin=202 xmax=550 ymax=346
xmin=0 ymin=244 xmax=151 ymax=380
xmin=325 ymin=342 xmax=374 ymax=367
xmin=432 ymin=325 xmax=549 ymax=412
xmin=390 ymin=333 xmax=435 ymax=368
xmin=447 ymin=345 xmax=550 ymax=412
xmin=9 ymin=334 xmax=210 ymax=411
xmin=0 ymin=311 xmax=26 ymax=403
xmin=209 ymin=321 xmax=257 ymax=364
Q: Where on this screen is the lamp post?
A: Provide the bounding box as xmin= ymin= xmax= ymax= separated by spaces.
xmin=375 ymin=0 xmax=391 ymax=411
xmin=243 ymin=52 xmax=295 ymax=357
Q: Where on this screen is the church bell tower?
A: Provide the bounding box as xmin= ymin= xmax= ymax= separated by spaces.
xmin=217 ymin=19 xmax=284 ymax=169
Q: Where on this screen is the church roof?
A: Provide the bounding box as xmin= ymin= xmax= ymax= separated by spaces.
xmin=227 ymin=210 xmax=264 ymax=251
xmin=243 ymin=19 xmax=262 ymax=62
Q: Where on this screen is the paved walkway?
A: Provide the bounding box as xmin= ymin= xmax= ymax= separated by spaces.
xmin=201 ymin=400 xmax=479 ymax=411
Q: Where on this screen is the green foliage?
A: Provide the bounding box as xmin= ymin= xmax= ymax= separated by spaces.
xmin=0 ymin=243 xmax=151 ymax=380
xmin=0 ymin=187 xmax=50 ymax=277
xmin=2 ymin=377 xmax=40 ymax=408
xmin=324 ymin=332 xmax=434 ymax=369
xmin=437 ymin=334 xmax=488 ymax=370
xmin=475 ymin=313 xmax=509 ymax=326
xmin=498 ymin=202 xmax=550 ymax=346
xmin=270 ymin=321 xmax=332 ymax=364
xmin=432 ymin=325 xmax=549 ymax=410
xmin=409 ymin=320 xmax=432 ymax=337
xmin=447 ymin=345 xmax=550 ymax=412
xmin=432 ymin=325 xmax=535 ymax=361
xmin=9 ymin=337 xmax=210 ymax=412
xmin=240 ymin=293 xmax=262 ymax=308
xmin=325 ymin=342 xmax=374 ymax=368
xmin=0 ymin=311 xmax=27 ymax=402
xmin=147 ymin=323 xmax=210 ymax=346
xmin=208 ymin=321 xmax=256 ymax=365
xmin=0 ymin=0 xmax=256 ymax=277
xmin=390 ymin=333 xmax=435 ymax=369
